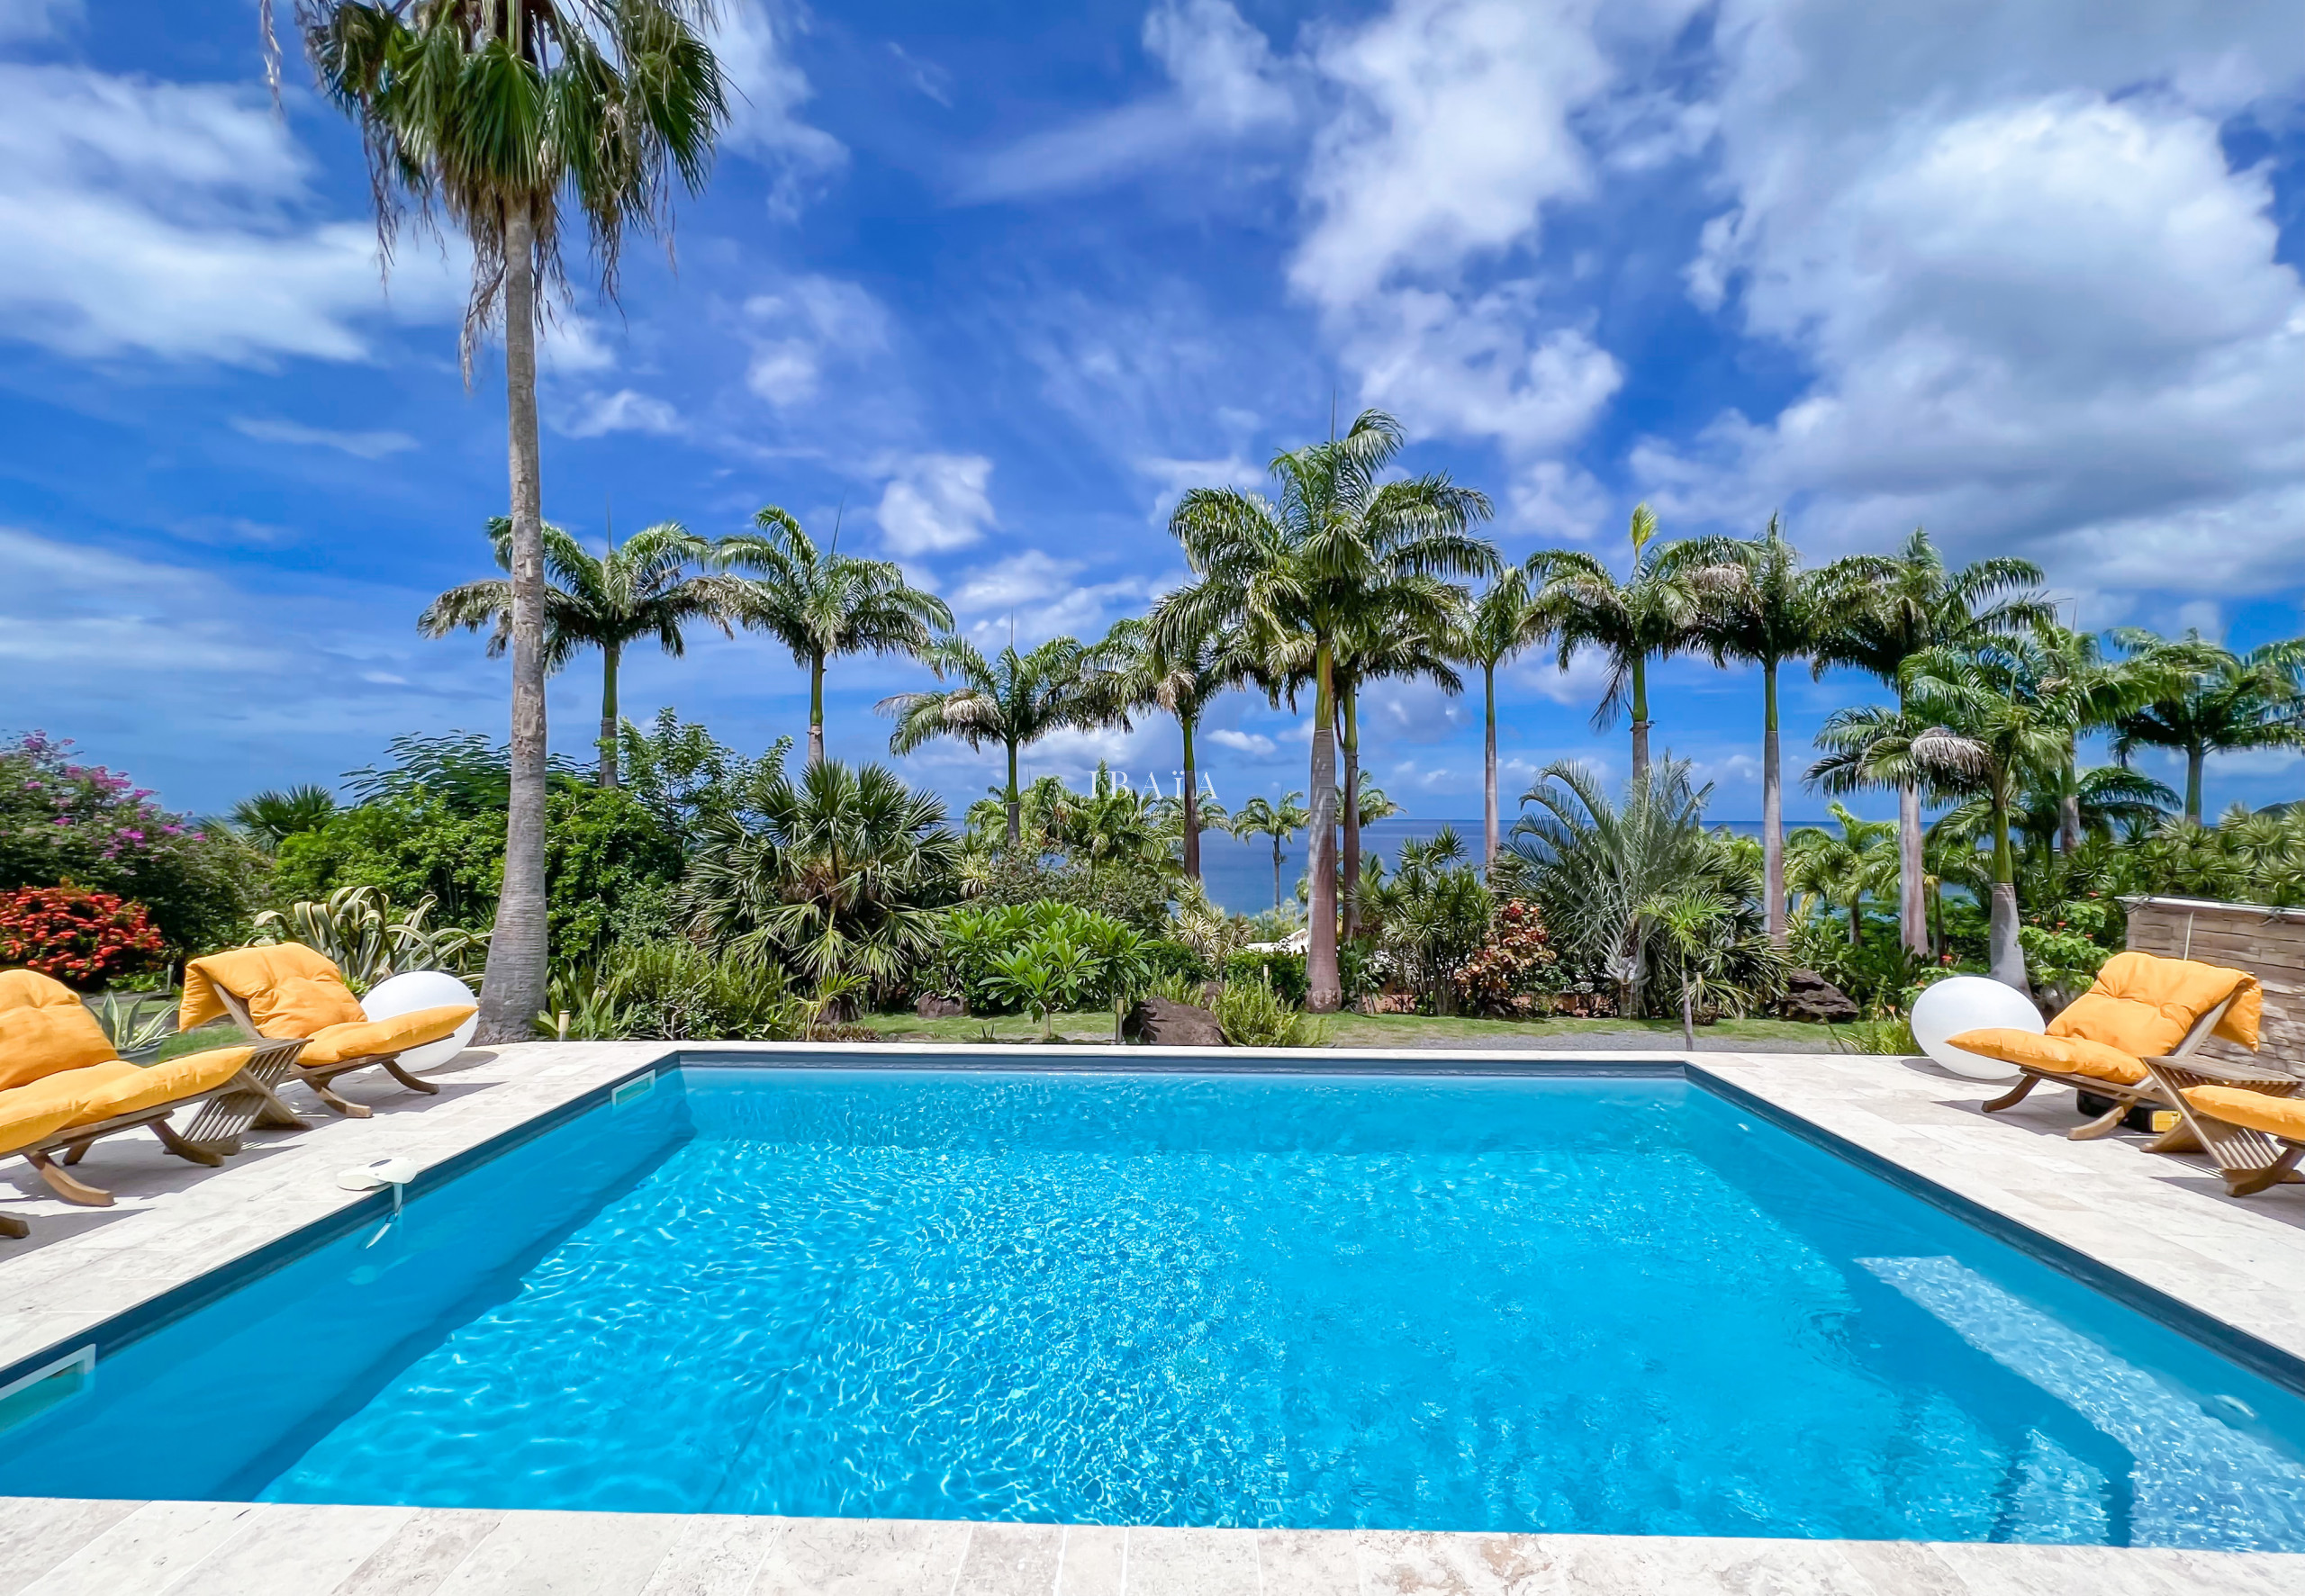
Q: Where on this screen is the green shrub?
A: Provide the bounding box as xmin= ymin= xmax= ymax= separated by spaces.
xmin=1223 ymin=949 xmax=1306 ymax=1005
xmin=541 ymin=943 xmax=800 ymax=1041
xmin=935 ymin=900 xmax=1154 ymax=1037
xmin=1211 ymin=970 xmax=1328 ymax=1049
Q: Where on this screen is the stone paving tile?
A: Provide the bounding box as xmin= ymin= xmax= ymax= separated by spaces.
xmin=1052 ymin=1526 xmax=1126 ymax=1596
xmin=951 ymin=1521 xmax=1063 ymax=1596
xmin=1117 ymin=1526 xmax=1259 ymax=1596
xmin=333 ymin=1508 xmax=505 ymax=1596
xmin=430 ymin=1509 xmax=689 ymax=1596
xmin=1255 ymin=1528 xmax=1360 ymax=1596
xmin=749 ymin=1517 xmax=969 ymax=1596
xmin=0 ymin=1498 xmax=142 ymax=1596
xmin=636 ymin=1514 xmax=782 ymax=1596
xmin=1358 ymin=1528 xmax=1559 ymax=1594
xmin=13 ymin=1501 xmax=262 ymax=1596
xmin=164 ymin=1501 xmax=411 ymax=1596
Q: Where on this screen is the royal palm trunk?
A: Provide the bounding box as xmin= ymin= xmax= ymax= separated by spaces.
xmin=1180 ymin=717 xmax=1200 ymax=881
xmin=1630 ymin=654 xmax=1651 ymax=781
xmin=808 ymin=654 xmax=826 ymax=767
xmin=476 ymin=197 xmax=552 ymax=1043
xmin=598 ymin=641 xmax=620 ymax=789
xmin=1987 ymin=788 xmax=2029 ymax=995
xmin=1306 ymin=645 xmax=1342 ymax=1011
xmin=1005 ymin=743 xmax=1021 ymax=847
xmin=1482 ymin=665 xmax=1498 ymax=870
xmin=1761 ymin=661 xmax=1784 ymax=944
xmin=1899 ymin=782 xmax=1927 ymax=958
xmin=1341 ymin=687 xmax=1360 ymax=943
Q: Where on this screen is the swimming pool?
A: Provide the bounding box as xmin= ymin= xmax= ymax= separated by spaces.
xmin=4 ymin=1063 xmax=2303 ymax=1548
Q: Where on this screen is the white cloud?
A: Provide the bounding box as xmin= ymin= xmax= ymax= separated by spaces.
xmin=711 ymin=0 xmax=847 ymax=216
xmin=962 ymin=0 xmax=1295 ymax=202
xmin=1283 ymin=1 xmax=1691 ymax=520
xmin=1638 ymin=3 xmax=2305 ymax=598
xmin=230 ymin=416 xmax=418 ymax=459
xmin=744 ymin=275 xmax=891 ymax=407
xmin=1207 ymin=727 xmax=1277 ymax=757
xmin=876 ymin=454 xmax=997 ymax=556
xmin=560 ymin=389 xmax=683 ymax=439
xmin=0 ymin=62 xmax=461 ymax=364
xmin=946 ymin=548 xmax=1152 ymax=643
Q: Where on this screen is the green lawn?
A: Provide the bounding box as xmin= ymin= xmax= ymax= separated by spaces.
xmin=863 ymin=1007 xmax=1837 ymax=1050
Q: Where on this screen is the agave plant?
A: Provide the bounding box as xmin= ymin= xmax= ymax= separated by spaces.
xmin=90 ymin=991 xmax=178 ymax=1057
xmin=254 ymin=886 xmax=489 ymax=991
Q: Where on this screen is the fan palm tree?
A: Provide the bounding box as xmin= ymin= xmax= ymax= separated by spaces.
xmin=420 ymin=518 xmax=729 ymax=788
xmin=1230 ymin=791 xmax=1311 ymax=913
xmin=1507 ymin=759 xmax=1721 ymax=1019
xmin=1084 ymin=615 xmax=1252 ymax=881
xmin=1452 ymin=566 xmax=1556 ymax=870
xmin=1685 ymin=517 xmax=1888 ymax=943
xmin=286 ymin=0 xmax=730 ymax=1041
xmin=1537 ymin=506 xmax=1710 ymax=783
xmin=716 ymin=508 xmax=953 ymax=766
xmin=2111 ymin=632 xmax=2305 ymax=823
xmin=229 ymin=784 xmax=339 ymax=852
xmin=683 ymin=760 xmax=959 ymax=1007
xmin=1155 ymin=410 xmax=1496 ymax=1009
xmin=1813 ymin=529 xmax=2047 ymax=956
xmin=879 ymin=635 xmax=1092 ymax=845
xmin=1785 ymin=802 xmax=1898 ymax=945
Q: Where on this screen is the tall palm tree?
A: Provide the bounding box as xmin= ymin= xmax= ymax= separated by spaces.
xmin=1539 ymin=506 xmax=1710 ymax=783
xmin=420 ymin=518 xmax=729 ymax=788
xmin=1331 ymin=606 xmax=1463 ymax=939
xmin=1084 ymin=615 xmax=1251 ymax=882
xmin=1155 ymin=410 xmax=1496 ymax=1010
xmin=1785 ymin=802 xmax=1898 ymax=944
xmin=717 ymin=508 xmax=953 ymax=766
xmin=1452 ymin=566 xmax=1555 ymax=870
xmin=1230 ymin=791 xmax=1310 ymax=912
xmin=2111 ymin=632 xmax=2305 ymax=823
xmin=1685 ymin=517 xmax=1886 ymax=944
xmin=1814 ymin=530 xmax=2047 ymax=957
xmin=879 ymin=635 xmax=1091 ymax=845
xmin=287 ymin=0 xmax=729 ymax=1041
xmin=1815 ymin=639 xmax=2079 ymax=993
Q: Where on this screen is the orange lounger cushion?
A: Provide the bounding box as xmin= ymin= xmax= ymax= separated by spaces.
xmin=0 ymin=1062 xmax=141 ymax=1155
xmin=297 ymin=1006 xmax=475 ymax=1069
xmin=0 ymin=969 xmax=126 ymax=1090
xmin=180 ymin=943 xmax=366 ymax=1036
xmin=63 ymin=1047 xmax=257 ymax=1125
xmin=2050 ymin=951 xmax=2262 ymax=1055
xmin=2184 ymin=1087 xmax=2305 ymax=1143
xmin=1947 ymin=1027 xmax=2148 ymax=1087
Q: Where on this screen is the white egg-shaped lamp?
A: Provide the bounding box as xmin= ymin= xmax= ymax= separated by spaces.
xmin=1911 ymin=976 xmax=2042 ymax=1081
xmin=360 ymin=969 xmax=480 ymax=1072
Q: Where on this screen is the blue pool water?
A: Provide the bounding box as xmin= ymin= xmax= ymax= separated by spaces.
xmin=6 ymin=1066 xmax=2305 ymax=1546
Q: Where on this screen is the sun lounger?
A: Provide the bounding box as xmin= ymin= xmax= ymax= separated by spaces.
xmin=178 ymin=943 xmax=475 ymax=1119
xmin=1 ymin=970 xmax=309 ymax=1226
xmin=2165 ymin=1084 xmax=2305 ymax=1197
xmin=1952 ymin=951 xmax=2267 ymax=1141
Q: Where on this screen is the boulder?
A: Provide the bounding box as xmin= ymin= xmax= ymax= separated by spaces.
xmin=1124 ymin=996 xmax=1228 ymax=1047
xmin=915 ymin=993 xmax=965 ymax=1020
xmin=1781 ymin=969 xmax=1859 ymax=1024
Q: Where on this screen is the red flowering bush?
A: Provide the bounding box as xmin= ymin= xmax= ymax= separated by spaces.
xmin=0 ymin=884 xmax=166 ymax=989
xmin=1451 ymin=898 xmax=1559 ymax=1014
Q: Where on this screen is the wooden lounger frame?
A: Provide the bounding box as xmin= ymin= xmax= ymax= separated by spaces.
xmin=1979 ymin=993 xmax=2261 ymax=1141
xmin=4 ymin=1038 xmax=309 ymax=1221
xmin=2136 ymin=1057 xmax=2305 ymax=1197
xmin=206 ymin=987 xmax=440 ymax=1120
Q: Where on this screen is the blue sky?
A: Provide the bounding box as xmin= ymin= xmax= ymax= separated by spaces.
xmin=5 ymin=0 xmax=2304 ymax=825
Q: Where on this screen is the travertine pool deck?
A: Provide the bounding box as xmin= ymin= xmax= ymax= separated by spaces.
xmin=4 ymin=1039 xmax=2304 ymax=1594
